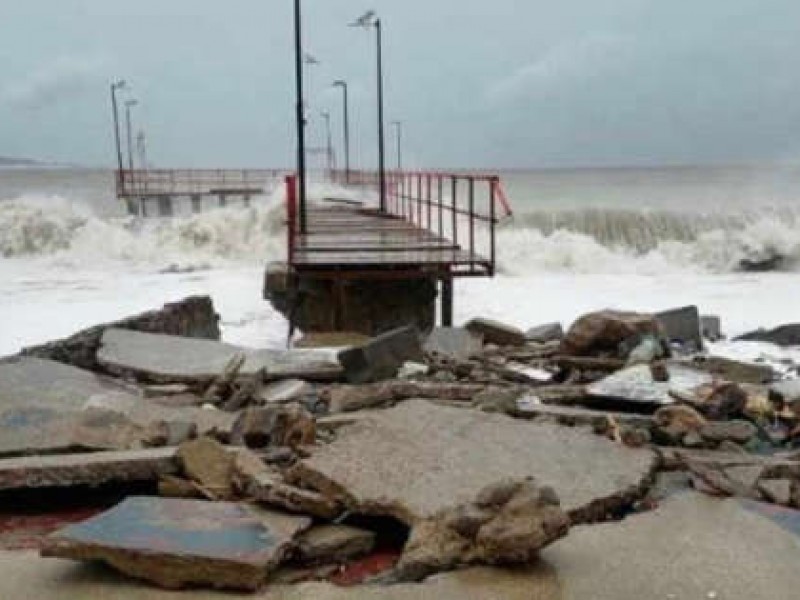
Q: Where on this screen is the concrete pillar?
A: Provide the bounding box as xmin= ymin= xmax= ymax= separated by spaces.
xmin=191 ymin=195 xmax=203 ymax=214
xmin=441 ymin=277 xmax=453 ymax=327
xmin=243 ymin=194 xmax=251 ymax=208
xmin=140 ymin=198 xmax=148 ymax=218
xmin=125 ymin=199 xmax=138 ymax=216
xmin=219 ymin=194 xmax=227 ymax=208
xmin=158 ymin=196 xmax=174 ymax=217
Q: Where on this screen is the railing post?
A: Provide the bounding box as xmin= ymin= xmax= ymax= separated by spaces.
xmin=468 ymin=177 xmax=475 ymax=261
xmin=426 ymin=174 xmax=432 ymax=231
xmin=451 ymin=176 xmax=458 ymax=246
xmin=437 ymin=175 xmax=444 ymax=238
xmin=490 ymin=178 xmax=497 ymax=276
xmin=285 ymin=175 xmax=297 ymax=265
xmin=417 ymin=173 xmax=422 ymax=227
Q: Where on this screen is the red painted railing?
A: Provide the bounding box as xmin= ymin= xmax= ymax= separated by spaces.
xmin=116 ymin=169 xmax=285 ymax=198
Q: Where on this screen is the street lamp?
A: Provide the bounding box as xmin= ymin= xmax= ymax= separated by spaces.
xmin=320 ymin=111 xmax=334 ymax=176
xmin=293 ymin=0 xmax=307 ymax=234
xmin=110 ymin=80 xmax=127 ymax=172
xmin=350 ymin=10 xmax=386 ymax=212
xmin=332 ymin=80 xmax=350 ymax=183
xmin=392 ymin=120 xmax=402 ymax=171
xmin=124 ymin=99 xmax=139 ymax=172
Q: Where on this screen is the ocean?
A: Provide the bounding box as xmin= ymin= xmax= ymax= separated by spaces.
xmin=3 ymin=164 xmax=800 ymax=362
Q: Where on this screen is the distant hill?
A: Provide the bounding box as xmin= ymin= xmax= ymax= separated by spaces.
xmin=0 ymin=156 xmax=54 ymax=167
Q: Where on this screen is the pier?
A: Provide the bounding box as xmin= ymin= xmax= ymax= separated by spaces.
xmin=266 ymin=171 xmax=512 ymax=334
xmin=115 ymin=168 xmax=285 ymax=216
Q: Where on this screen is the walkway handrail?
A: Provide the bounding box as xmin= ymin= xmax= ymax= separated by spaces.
xmin=116 ymin=169 xmax=286 ymax=198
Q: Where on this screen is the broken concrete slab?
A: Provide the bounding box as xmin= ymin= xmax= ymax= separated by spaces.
xmin=512 ymin=402 xmax=653 ymax=430
xmin=655 ymin=305 xmax=702 ymax=351
xmin=540 ymin=492 xmax=800 ymax=600
xmin=338 ymin=326 xmax=424 ymax=385
xmin=97 ymin=329 xmax=343 ymax=384
xmin=525 ymin=322 xmax=564 ymax=344
xmin=464 ymin=318 xmax=526 ymax=347
xmin=176 ymin=437 xmax=235 ymax=499
xmin=423 ymin=327 xmax=483 ymax=361
xmin=0 ymin=552 xmax=560 ymax=600
xmin=291 ymin=400 xmax=657 ymax=525
xmin=0 ymin=448 xmax=179 ymax=492
xmin=687 ymin=355 xmax=775 ymax=384
xmin=736 ymin=323 xmax=800 ymax=346
xmin=295 ymin=524 xmax=376 ymax=565
xmin=41 ymin=497 xmax=311 ymax=591
xmin=295 ymin=332 xmax=370 ymax=349
xmin=257 ymin=379 xmax=313 ymax=405
xmin=586 ymin=363 xmax=712 ymax=409
xmin=21 ymin=296 xmax=220 ymax=371
xmin=701 ymin=315 xmax=722 ymax=341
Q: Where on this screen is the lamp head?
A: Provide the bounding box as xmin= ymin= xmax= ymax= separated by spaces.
xmin=349 ymin=10 xmax=377 ymax=28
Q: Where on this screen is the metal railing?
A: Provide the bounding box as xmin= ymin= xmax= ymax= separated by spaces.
xmin=116 ymin=169 xmax=285 ymax=198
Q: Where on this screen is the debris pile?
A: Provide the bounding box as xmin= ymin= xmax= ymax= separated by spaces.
xmin=2 ymin=297 xmax=800 ymax=597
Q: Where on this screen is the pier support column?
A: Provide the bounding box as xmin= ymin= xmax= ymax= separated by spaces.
xmin=219 ymin=194 xmax=227 ymax=208
xmin=158 ymin=196 xmax=174 ymax=217
xmin=140 ymin=198 xmax=148 ymax=218
xmin=191 ymin=195 xmax=202 ymax=214
xmin=243 ymin=194 xmax=251 ymax=208
xmin=441 ymin=277 xmax=453 ymax=327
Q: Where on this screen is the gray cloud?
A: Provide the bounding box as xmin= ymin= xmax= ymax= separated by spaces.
xmin=1 ymin=56 xmax=107 ymax=111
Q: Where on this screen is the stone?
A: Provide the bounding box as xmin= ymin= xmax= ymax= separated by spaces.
xmin=0 ymin=448 xmax=179 ymax=491
xmin=295 ymin=525 xmax=376 ymax=565
xmin=702 ymin=383 xmax=749 ymax=420
xmin=143 ymin=383 xmax=191 ymax=398
xmin=758 ymin=479 xmax=794 ymax=506
xmin=769 ymin=379 xmax=800 ymax=405
xmin=586 ymin=363 xmax=712 ymax=409
xmin=97 ymin=328 xmax=343 ymax=384
xmin=464 ymin=318 xmax=526 ymax=347
xmin=424 ymin=328 xmax=483 ymax=361
xmin=395 ymin=479 xmax=570 ymax=581
xmin=736 ymin=323 xmax=800 ymax=346
xmin=21 ymin=296 xmax=220 ymax=371
xmin=625 ymin=335 xmax=666 ymax=365
xmin=257 ymin=379 xmax=313 ymax=405
xmin=525 ymin=323 xmax=564 ymax=344
xmin=176 ymin=437 xmax=235 ymax=499
xmin=290 ymin=400 xmax=657 ymax=525
xmin=157 ymin=475 xmax=203 ymax=499
xmin=701 ymin=315 xmax=723 ymax=341
xmin=560 ymin=310 xmax=665 ymax=357
xmin=338 ymin=326 xmax=424 ymax=384
xmin=655 ymin=305 xmax=702 ymax=351
xmin=40 ymin=497 xmax=310 ymax=591
xmin=700 ymin=420 xmax=758 ymax=445
xmin=230 ymin=405 xmax=316 ymax=449
xmin=688 ymin=355 xmax=775 ymax=385
xmin=653 ymin=405 xmax=706 ymax=441
xmin=511 ymin=403 xmax=653 ymax=430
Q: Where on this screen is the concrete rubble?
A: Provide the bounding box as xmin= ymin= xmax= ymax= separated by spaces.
xmin=0 ymin=298 xmax=799 ymax=596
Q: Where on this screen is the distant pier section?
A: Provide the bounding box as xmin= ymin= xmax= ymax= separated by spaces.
xmin=116 ymin=169 xmax=285 ymax=216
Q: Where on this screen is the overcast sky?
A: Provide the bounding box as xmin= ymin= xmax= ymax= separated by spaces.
xmin=2 ymin=0 xmax=799 ymax=168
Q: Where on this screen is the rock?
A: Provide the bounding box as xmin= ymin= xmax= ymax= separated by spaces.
xmin=40 ymin=497 xmax=310 ymax=591
xmin=653 ymin=405 xmax=707 ymax=442
xmin=157 ymin=475 xmax=203 ymax=499
xmin=525 ymin=323 xmax=564 ymax=344
xmin=758 ymin=479 xmax=794 ymax=506
xmin=395 ymin=479 xmax=569 ymax=581
xmin=295 ymin=525 xmax=376 ymax=565
xmin=739 ymin=251 xmax=785 ymax=272
xmin=338 ymin=326 xmax=424 ymax=384
xmin=230 ymin=404 xmax=315 ymax=449
xmin=257 ymin=379 xmax=313 ymax=405
xmin=703 ymin=383 xmax=749 ymax=420
xmin=143 ymin=383 xmax=191 ymax=398
xmin=736 ymin=323 xmax=800 ymax=347
xmin=0 ymin=448 xmax=179 ymax=492
xmin=560 ymin=310 xmax=665 ymax=357
xmin=464 ymin=318 xmax=526 ymax=347
xmin=701 ymin=315 xmax=723 ymax=341
xmin=625 ymin=335 xmax=666 ymax=366
xmin=97 ymin=328 xmax=343 ymax=384
xmin=620 ymin=427 xmax=651 ymax=448
xmin=587 ymin=363 xmax=712 ymax=409
xmin=688 ymin=355 xmax=774 ymax=385
xmin=290 ymin=400 xmax=658 ymax=526
xmin=769 ymin=379 xmax=800 ymax=406
xmin=700 ymin=420 xmax=758 ymax=445
xmin=424 ymin=327 xmax=484 ymax=361
xmin=656 ymin=306 xmax=703 ymax=352
xmin=176 ymin=437 xmax=235 ymax=499
xmin=21 ymin=296 xmax=221 ymax=372
xmin=682 ymin=430 xmax=704 ymax=448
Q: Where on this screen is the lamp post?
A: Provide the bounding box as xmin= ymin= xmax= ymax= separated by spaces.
xmin=332 ymin=80 xmax=350 ymax=183
xmin=392 ymin=120 xmax=402 ymax=171
xmin=350 ymin=10 xmax=386 ymax=212
xmin=320 ymin=110 xmax=334 ymax=176
xmin=293 ymin=0 xmax=307 ymax=233
xmin=110 ymin=80 xmax=127 ymax=172
xmin=124 ymin=99 xmax=138 ymax=172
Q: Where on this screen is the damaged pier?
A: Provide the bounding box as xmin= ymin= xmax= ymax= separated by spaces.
xmin=266 ymin=172 xmax=512 ymax=336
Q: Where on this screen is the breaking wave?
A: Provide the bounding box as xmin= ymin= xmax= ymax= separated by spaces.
xmin=3 ymin=191 xmax=800 ymax=275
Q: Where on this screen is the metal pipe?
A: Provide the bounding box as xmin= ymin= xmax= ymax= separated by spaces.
xmin=125 ymin=99 xmax=138 ymax=173
xmin=294 ymin=0 xmax=307 ymax=234
xmin=333 ymin=80 xmax=350 ymax=184
xmin=392 ymin=120 xmax=402 ymax=170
